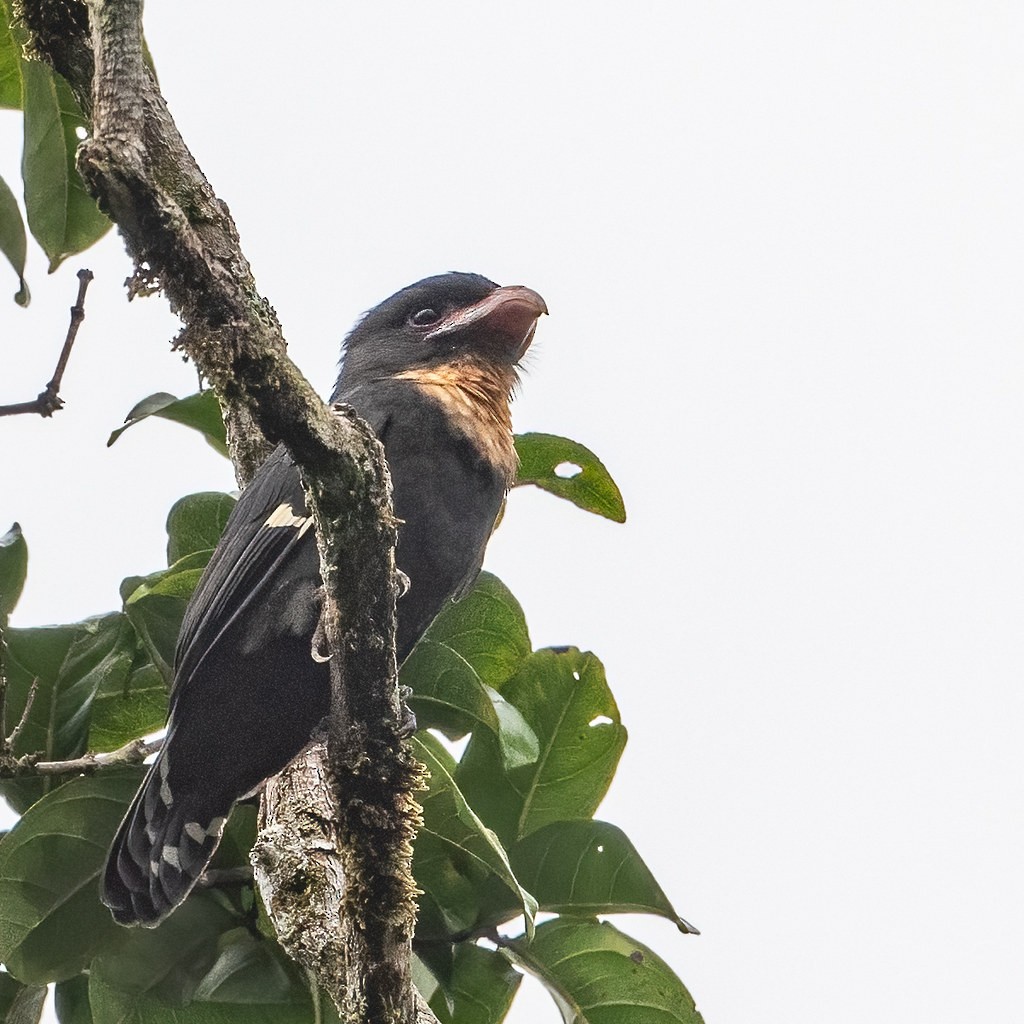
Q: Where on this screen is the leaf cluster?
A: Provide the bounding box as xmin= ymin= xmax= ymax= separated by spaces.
xmin=0 ymin=394 xmax=702 ymax=1022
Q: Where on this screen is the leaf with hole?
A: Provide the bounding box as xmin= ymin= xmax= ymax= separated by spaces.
xmin=479 ymin=820 xmax=694 ymax=932
xmin=514 ymin=433 xmax=626 ymax=523
xmin=107 ymin=391 xmax=228 ymax=457
xmin=504 ymin=917 xmax=705 ymax=1024
xmin=456 ymin=648 xmax=627 ymax=845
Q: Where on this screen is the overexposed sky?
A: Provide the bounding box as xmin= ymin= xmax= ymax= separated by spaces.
xmin=2 ymin=3 xmax=1023 ymax=1021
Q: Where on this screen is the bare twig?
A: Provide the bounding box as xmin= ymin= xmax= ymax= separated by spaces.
xmin=0 ymin=734 xmax=162 ymax=779
xmin=34 ymin=734 xmax=162 ymax=775
xmin=0 ymin=623 xmax=32 ymax=756
xmin=5 ymin=677 xmax=38 ymax=751
xmin=0 ymin=269 xmax=94 ymax=418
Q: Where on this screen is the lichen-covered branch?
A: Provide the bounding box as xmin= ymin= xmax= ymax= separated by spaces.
xmin=316 ymin=408 xmax=427 ymax=1021
xmin=252 ymin=744 xmax=346 ymax=981
xmin=21 ymin=0 xmax=426 ymax=1019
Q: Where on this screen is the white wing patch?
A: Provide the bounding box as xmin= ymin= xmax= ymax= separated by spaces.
xmin=184 ymin=821 xmax=211 ymax=843
xmin=156 ymin=753 xmax=173 ymax=806
xmin=264 ymin=503 xmax=314 ymax=536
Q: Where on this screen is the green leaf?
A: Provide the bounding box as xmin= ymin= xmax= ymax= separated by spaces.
xmin=403 ymin=638 xmax=500 ymax=739
xmin=210 ymin=803 xmax=257 ymax=873
xmin=413 ymin=733 xmax=537 ymax=942
xmin=108 ymin=391 xmax=228 ymax=457
xmin=417 ymin=572 xmax=532 ymax=690
xmin=88 ymin=653 xmax=167 ymax=752
xmin=514 ymin=433 xmax=626 ymax=523
xmin=166 ymin=491 xmax=236 ymax=565
xmin=0 ymin=615 xmax=134 ymax=812
xmin=89 ymin=896 xmax=329 ymax=1023
xmin=0 ymin=174 xmax=29 ymax=305
xmin=402 ymin=574 xmax=538 ymax=767
xmin=0 ymin=0 xmax=28 ymax=297
xmin=412 ymin=953 xmax=443 ymax=1007
xmin=486 ymin=686 xmax=541 ymax=771
xmin=89 ymin=896 xmax=227 ymax=1017
xmin=428 ymin=943 xmax=521 ymax=1024
xmin=0 ymin=0 xmax=24 ymax=110
xmin=21 ymin=59 xmax=110 ymax=272
xmin=192 ymin=927 xmax=297 ymax=1004
xmin=505 ymin=917 xmax=704 ymax=1024
xmin=0 ymin=521 xmax=28 ymax=617
xmin=55 ymin=614 xmax=136 ymax=751
xmin=0 ymin=973 xmax=22 ymax=1016
xmin=402 ymin=640 xmax=538 ymax=771
xmin=0 ymin=622 xmax=80 ymax=811
xmin=0 ymin=769 xmax=142 ymax=983
xmin=123 ymin=551 xmax=211 ymax=684
xmin=55 ymin=975 xmax=93 ymax=1024
xmin=498 ymin=820 xmax=692 ymax=930
xmin=457 ymin=648 xmax=627 ymax=845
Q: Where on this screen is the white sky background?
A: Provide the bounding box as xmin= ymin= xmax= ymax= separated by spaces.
xmin=2 ymin=2 xmax=1023 ymax=1021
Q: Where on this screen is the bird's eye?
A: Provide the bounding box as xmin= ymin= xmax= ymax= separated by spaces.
xmin=409 ymin=308 xmax=441 ymax=327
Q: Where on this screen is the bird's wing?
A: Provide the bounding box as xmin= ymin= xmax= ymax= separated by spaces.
xmin=106 ymin=442 xmax=348 ymax=927
xmin=173 ymin=445 xmax=319 ymax=701
xmin=173 ymin=402 xmax=395 ymax=701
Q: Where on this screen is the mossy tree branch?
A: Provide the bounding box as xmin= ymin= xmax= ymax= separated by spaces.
xmin=20 ymin=0 xmax=431 ymax=1019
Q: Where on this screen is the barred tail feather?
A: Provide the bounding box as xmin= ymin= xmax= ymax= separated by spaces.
xmin=101 ymin=751 xmax=229 ymax=927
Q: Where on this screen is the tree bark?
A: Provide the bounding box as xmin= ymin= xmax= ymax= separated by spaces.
xmin=20 ymin=1 xmax=431 ymax=1019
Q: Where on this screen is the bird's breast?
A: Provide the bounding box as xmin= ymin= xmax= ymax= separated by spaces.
xmin=390 ymin=364 xmax=518 ymax=488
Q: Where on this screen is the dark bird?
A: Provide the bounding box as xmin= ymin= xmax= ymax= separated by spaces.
xmin=101 ymin=272 xmax=546 ymax=927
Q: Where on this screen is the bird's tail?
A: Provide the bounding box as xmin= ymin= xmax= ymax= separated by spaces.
xmin=101 ymin=750 xmax=230 ymax=928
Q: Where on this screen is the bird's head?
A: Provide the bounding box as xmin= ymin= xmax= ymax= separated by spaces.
xmin=334 ymin=272 xmax=547 ymax=397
